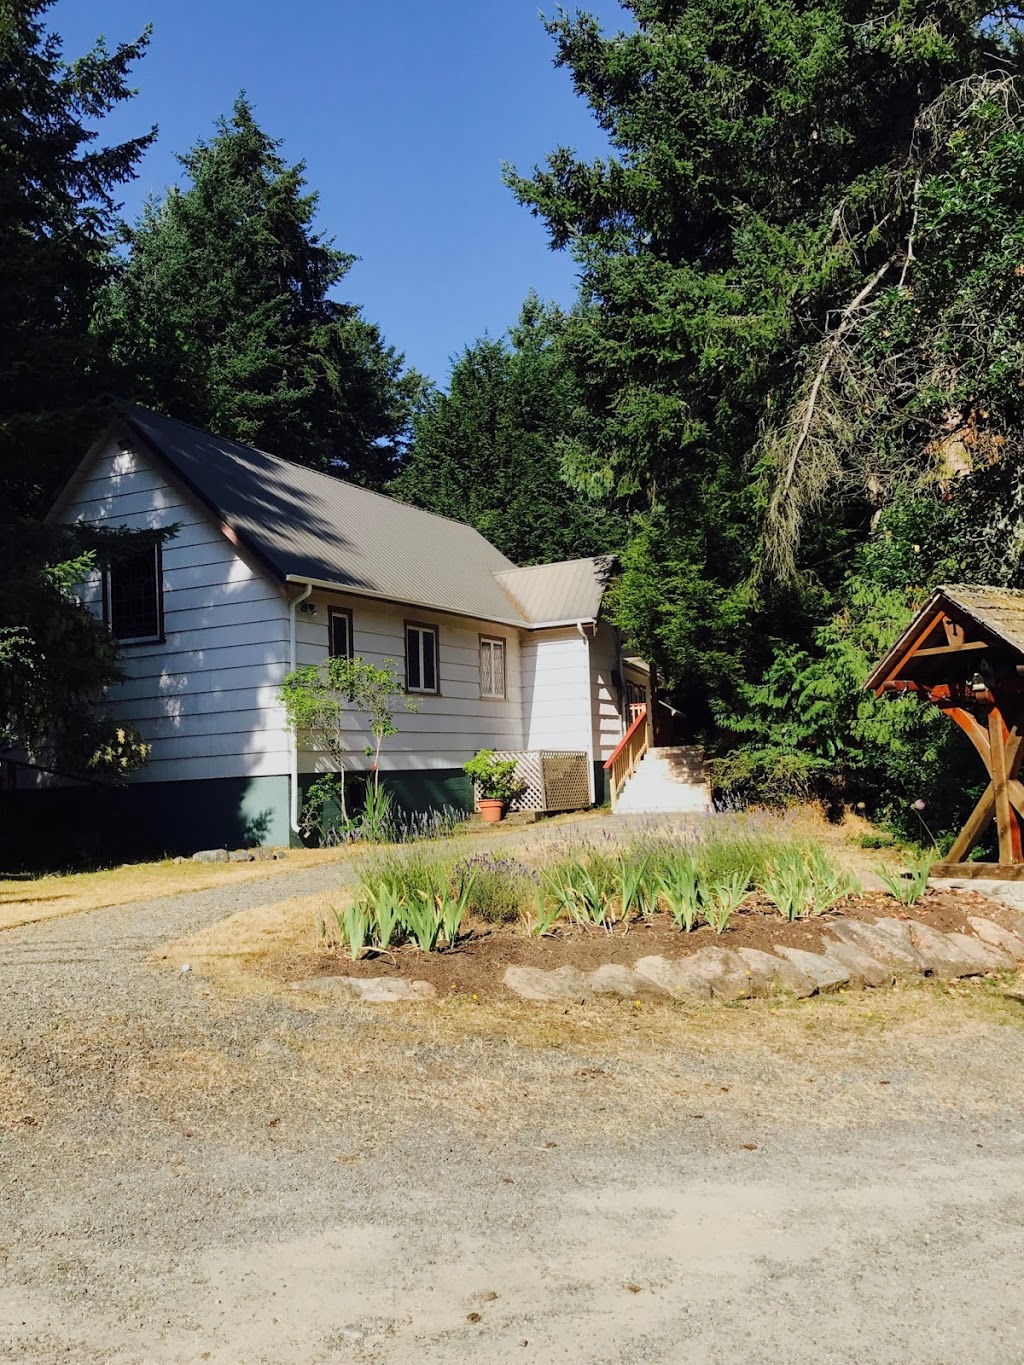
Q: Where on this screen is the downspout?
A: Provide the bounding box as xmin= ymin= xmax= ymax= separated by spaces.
xmin=576 ymin=621 xmax=597 ymax=805
xmin=288 ymin=582 xmax=313 ymax=834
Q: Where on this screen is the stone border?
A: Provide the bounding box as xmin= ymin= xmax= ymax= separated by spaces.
xmin=502 ymin=913 xmax=1024 ymax=1003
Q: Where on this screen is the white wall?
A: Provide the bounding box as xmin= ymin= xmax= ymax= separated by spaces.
xmin=591 ymin=622 xmax=626 ymax=762
xmin=56 ymin=438 xmax=291 ymax=784
xmin=520 ymin=628 xmax=591 ymax=755
xmin=294 ymin=592 xmax=525 ymax=772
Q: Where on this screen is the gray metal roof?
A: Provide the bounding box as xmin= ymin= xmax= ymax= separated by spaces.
xmin=121 ymin=406 xmax=529 ymax=624
xmin=866 ymin=583 xmax=1024 ymax=689
xmin=495 ymin=556 xmax=616 ymax=624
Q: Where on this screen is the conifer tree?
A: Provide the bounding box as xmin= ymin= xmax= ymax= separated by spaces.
xmin=0 ymin=0 xmax=154 ymax=777
xmin=392 ymin=295 xmax=622 ymax=564
xmin=99 ymin=97 xmax=423 ymax=485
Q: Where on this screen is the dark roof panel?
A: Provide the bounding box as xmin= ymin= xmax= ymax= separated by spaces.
xmin=122 ymin=406 xmax=525 ymax=623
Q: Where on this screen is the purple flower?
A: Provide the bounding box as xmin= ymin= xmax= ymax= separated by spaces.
xmin=913 ymin=799 xmax=926 ymax=811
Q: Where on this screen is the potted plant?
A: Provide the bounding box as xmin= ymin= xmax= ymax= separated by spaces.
xmin=463 ymin=750 xmax=526 ymax=824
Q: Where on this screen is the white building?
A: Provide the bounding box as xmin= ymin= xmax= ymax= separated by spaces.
xmin=43 ymin=406 xmax=651 ymax=851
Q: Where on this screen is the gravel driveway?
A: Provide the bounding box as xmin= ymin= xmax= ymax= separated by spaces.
xmin=2 ymin=853 xmax=1024 ymax=1363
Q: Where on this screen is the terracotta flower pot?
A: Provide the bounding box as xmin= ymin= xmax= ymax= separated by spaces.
xmin=478 ymin=798 xmax=505 ymax=824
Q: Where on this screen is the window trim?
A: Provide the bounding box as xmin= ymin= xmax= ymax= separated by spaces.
xmin=327 ymin=606 xmax=354 ymax=660
xmin=404 ymin=620 xmax=440 ymax=695
xmin=479 ymin=634 xmax=508 ymax=701
xmin=102 ymin=540 xmax=164 ymax=646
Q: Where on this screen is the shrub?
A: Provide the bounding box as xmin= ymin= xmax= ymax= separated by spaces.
xmin=463 ymin=750 xmax=527 ymax=805
xmin=453 ymin=853 xmax=539 ymax=924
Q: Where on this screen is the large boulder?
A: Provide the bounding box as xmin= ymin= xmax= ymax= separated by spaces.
xmin=821 ymin=936 xmax=894 ymax=988
xmin=503 ymin=965 xmax=591 ymax=1002
xmin=586 ymin=963 xmax=659 ymax=998
xmin=635 ymin=948 xmax=753 ymax=1002
xmin=772 ymin=946 xmax=851 ymax=994
xmin=968 ymin=917 xmax=1024 ymax=961
xmin=829 ymin=919 xmax=927 ymax=976
xmin=192 ymin=848 xmax=229 ymax=863
xmin=734 ymin=948 xmax=816 ymax=998
xmin=905 ymin=921 xmax=1015 ymax=978
xmin=291 ymin=976 xmax=436 ymax=1001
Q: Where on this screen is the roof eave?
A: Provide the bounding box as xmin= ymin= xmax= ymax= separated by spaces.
xmin=284 ymin=574 xmax=529 ymax=627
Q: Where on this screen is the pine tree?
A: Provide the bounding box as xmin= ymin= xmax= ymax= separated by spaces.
xmin=0 ymin=0 xmax=153 ymax=512
xmin=392 ymin=295 xmax=622 ymax=564
xmin=0 ymin=0 xmax=154 ymax=777
xmin=98 ymin=96 xmax=423 ymax=485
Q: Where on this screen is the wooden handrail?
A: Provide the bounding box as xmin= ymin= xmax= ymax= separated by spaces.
xmin=604 ymin=705 xmax=650 ymax=808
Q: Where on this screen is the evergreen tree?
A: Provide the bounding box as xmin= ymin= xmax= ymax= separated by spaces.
xmin=0 ymin=0 xmax=152 ymax=512
xmin=507 ymin=1 xmax=1024 ymax=824
xmin=98 ymin=97 xmax=423 ymax=485
xmin=392 ymin=295 xmax=622 ymax=564
xmin=0 ymin=0 xmax=154 ymax=778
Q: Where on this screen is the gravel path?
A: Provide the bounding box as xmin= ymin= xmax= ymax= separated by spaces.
xmin=2 ymin=845 xmax=1024 ymax=1362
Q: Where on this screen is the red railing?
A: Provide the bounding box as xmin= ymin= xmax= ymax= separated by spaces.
xmin=604 ymin=705 xmax=650 ymax=807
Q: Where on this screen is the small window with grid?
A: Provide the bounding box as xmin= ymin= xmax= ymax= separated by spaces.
xmin=105 ymin=542 xmax=162 ymax=644
xmin=480 ymin=636 xmax=507 ymax=699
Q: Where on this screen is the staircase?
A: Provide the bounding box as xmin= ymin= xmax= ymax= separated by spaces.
xmin=613 ymin=745 xmax=714 ymax=815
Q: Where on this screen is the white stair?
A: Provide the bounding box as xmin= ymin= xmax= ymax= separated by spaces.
xmin=614 ymin=746 xmax=713 ymax=815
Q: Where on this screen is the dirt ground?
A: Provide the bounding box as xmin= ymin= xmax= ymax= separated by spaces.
xmin=2 ymin=815 xmax=1024 ymax=1363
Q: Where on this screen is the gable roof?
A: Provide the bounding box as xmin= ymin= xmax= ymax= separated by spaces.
xmin=92 ymin=406 xmax=613 ymax=628
xmin=496 ymin=556 xmax=617 ymax=625
xmin=865 ymin=583 xmax=1024 ymax=691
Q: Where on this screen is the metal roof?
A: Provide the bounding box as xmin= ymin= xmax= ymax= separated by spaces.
xmin=118 ymin=406 xmax=615 ymax=628
xmin=495 ymin=556 xmax=616 ymax=624
xmin=122 ymin=406 xmax=527 ymax=624
xmin=866 ymin=583 xmax=1024 ymax=689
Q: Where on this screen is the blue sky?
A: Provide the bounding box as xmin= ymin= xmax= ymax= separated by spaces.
xmin=52 ymin=0 xmax=626 ymax=387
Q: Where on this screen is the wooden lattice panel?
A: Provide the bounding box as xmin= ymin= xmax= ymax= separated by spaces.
xmin=479 ymin=750 xmax=589 ymax=813
xmin=539 ymin=750 xmax=590 ymax=811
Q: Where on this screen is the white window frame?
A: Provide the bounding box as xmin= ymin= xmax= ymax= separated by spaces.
xmin=328 ymin=606 xmax=353 ymax=660
xmin=479 ymin=635 xmax=507 ymax=700
xmin=405 ymin=621 xmax=440 ymax=695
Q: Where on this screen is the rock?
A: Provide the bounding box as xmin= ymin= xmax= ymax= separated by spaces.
xmin=830 ymin=919 xmax=927 ymax=976
xmin=192 ymin=848 xmax=229 ymax=863
xmin=905 ymin=921 xmax=1015 ymax=978
xmin=503 ymin=965 xmax=591 ymax=1002
xmin=969 ymin=916 xmax=1024 ymax=961
xmin=585 ymin=964 xmax=656 ymax=998
xmin=634 ymin=948 xmax=753 ymax=1002
xmin=734 ymin=948 xmax=816 ymax=998
xmin=821 ymin=936 xmax=894 ymax=988
xmin=229 ymin=849 xmax=255 ymax=863
xmin=772 ymin=946 xmax=851 ymax=994
xmin=291 ymin=976 xmax=436 ymax=1001
xmin=172 ymin=856 xmax=187 ymax=865
xmin=632 ymin=955 xmax=714 ymax=1001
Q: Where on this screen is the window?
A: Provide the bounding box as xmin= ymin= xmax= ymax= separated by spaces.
xmin=328 ymin=607 xmax=353 ymax=659
xmin=480 ymin=636 xmax=507 ymax=699
xmin=405 ymin=622 xmax=439 ymax=694
xmin=105 ymin=542 xmax=162 ymax=644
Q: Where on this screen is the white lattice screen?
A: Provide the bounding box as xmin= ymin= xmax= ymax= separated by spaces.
xmin=482 ymin=750 xmax=590 ymax=813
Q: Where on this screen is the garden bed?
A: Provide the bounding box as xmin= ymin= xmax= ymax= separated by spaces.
xmin=261 ymin=885 xmax=1019 ymax=1001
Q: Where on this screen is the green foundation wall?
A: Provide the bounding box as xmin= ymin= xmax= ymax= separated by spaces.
xmin=1 ymin=774 xmax=291 ymax=870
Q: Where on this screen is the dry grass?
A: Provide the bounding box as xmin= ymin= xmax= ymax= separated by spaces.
xmin=148 ymin=883 xmax=1024 ymax=1143
xmin=0 ymin=846 xmax=352 ymax=933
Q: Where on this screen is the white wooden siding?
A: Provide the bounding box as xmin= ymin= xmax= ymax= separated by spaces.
xmin=295 ymin=591 xmax=525 ymax=773
xmin=56 ymin=438 xmax=291 ymax=784
xmin=590 ymin=622 xmax=626 ymax=761
xmin=520 ymin=628 xmax=591 ymax=754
